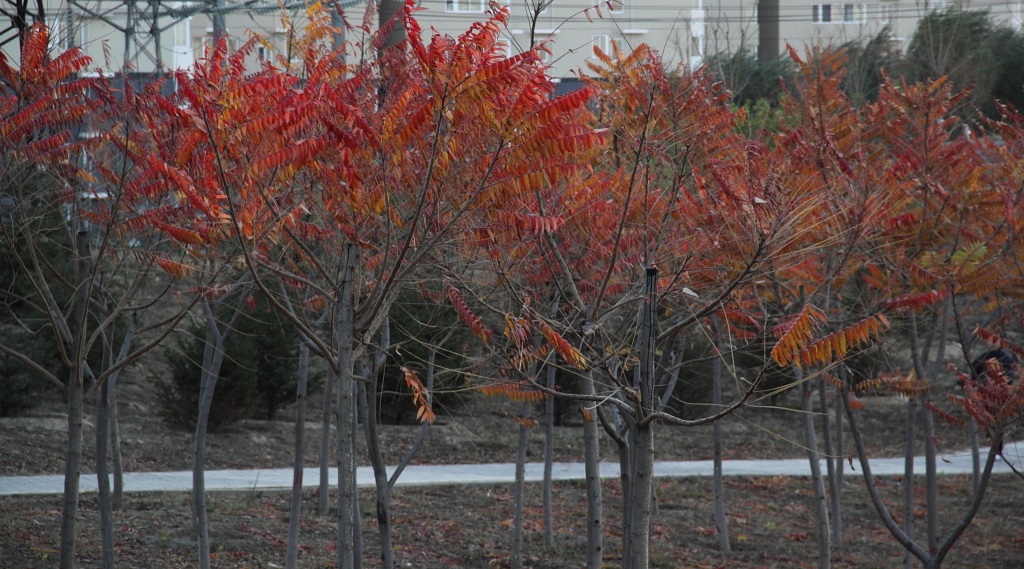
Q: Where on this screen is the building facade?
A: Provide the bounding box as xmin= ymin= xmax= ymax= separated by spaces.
xmin=3 ymin=1 xmax=1022 ymax=77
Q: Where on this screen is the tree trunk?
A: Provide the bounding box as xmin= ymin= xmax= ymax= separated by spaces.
xmin=580 ymin=369 xmax=603 ymax=569
xmin=628 ymin=422 xmax=655 ymax=569
xmin=968 ymin=418 xmax=981 ymax=492
xmin=800 ymin=367 xmax=830 ymax=569
xmin=902 ymin=397 xmax=917 ymax=569
xmin=362 ymin=364 xmax=394 ymax=569
xmin=286 ymin=339 xmax=311 ymax=569
xmin=923 ymin=298 xmax=951 ymax=556
xmin=377 ymin=0 xmax=407 ymax=49
xmin=818 ymin=373 xmax=839 ymax=547
xmin=656 ymin=334 xmax=685 ymax=414
xmin=511 ymin=400 xmax=530 ymax=569
xmin=193 ymin=290 xmax=247 ymax=569
xmin=712 ymin=347 xmax=730 ymax=554
xmin=352 ymin=392 xmax=363 ymax=569
xmin=845 ymin=387 xmax=1003 ymax=569
xmin=336 ymin=244 xmax=358 ymax=569
xmin=106 ymin=311 xmax=135 ymax=514
xmin=319 ymin=365 xmax=336 ymax=516
xmin=923 ymin=408 xmax=938 ymax=554
xmin=832 ymin=366 xmax=847 ymax=546
xmin=542 ymin=360 xmax=556 ymax=548
xmin=59 ymin=231 xmax=90 ymax=569
xmin=614 ymin=402 xmax=633 ymax=569
xmin=108 ymin=366 xmax=125 ymax=512
xmin=627 ymin=266 xmax=659 ymax=569
xmin=96 ymin=337 xmax=114 ymax=569
xmin=194 ymin=312 xmax=228 ymax=569
xmin=60 ymin=372 xmax=84 ymax=569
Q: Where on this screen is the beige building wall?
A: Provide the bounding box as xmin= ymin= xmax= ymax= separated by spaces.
xmin=766 ymin=0 xmax=1024 ymax=58
xmin=3 ymin=0 xmax=1022 ymax=75
xmin=409 ymin=0 xmax=757 ymax=76
xmin=5 ymin=0 xmax=755 ymax=76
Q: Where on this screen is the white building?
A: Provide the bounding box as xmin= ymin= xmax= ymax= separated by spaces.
xmin=3 ymin=1 xmax=1022 ymax=77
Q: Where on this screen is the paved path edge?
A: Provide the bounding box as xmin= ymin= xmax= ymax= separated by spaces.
xmin=2 ymin=440 xmax=1019 ymax=496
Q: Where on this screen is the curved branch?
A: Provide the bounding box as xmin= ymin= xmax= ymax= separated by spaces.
xmin=0 ymin=343 xmax=64 ymax=389
xmin=843 ymin=385 xmax=931 ymax=564
xmin=932 ymin=432 xmax=1003 ymax=567
xmin=639 ymin=367 xmax=766 ymax=428
xmin=657 ymin=234 xmax=769 ymax=342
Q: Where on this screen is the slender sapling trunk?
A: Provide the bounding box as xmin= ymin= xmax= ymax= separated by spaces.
xmin=799 ymin=366 xmax=831 ymax=569
xmin=580 ymin=368 xmax=603 ymax=569
xmin=59 ymin=231 xmax=91 ymax=569
xmin=336 ymin=244 xmax=358 ymax=569
xmin=543 ymin=360 xmax=556 ymax=548
xmin=712 ymin=346 xmax=730 ymax=554
xmin=319 ymin=365 xmax=336 ymax=516
xmin=286 ymin=339 xmax=311 ymax=569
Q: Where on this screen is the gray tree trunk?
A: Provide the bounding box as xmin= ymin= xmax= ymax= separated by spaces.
xmin=191 ymin=283 xmax=250 ymax=569
xmin=626 ymin=266 xmax=659 ymax=569
xmin=336 ymin=244 xmax=358 ymax=569
xmin=193 ymin=297 xmax=242 ymax=569
xmin=712 ymin=348 xmax=730 ymax=554
xmin=59 ymin=231 xmax=90 ymax=569
xmin=363 ymin=319 xmax=395 ymax=569
xmin=352 ymin=394 xmax=363 ymax=569
xmin=799 ymin=366 xmax=830 ymax=569
xmin=614 ymin=402 xmax=633 ymax=569
xmin=902 ymin=397 xmax=917 ymax=569
xmin=319 ymin=365 xmax=336 ymax=516
xmin=193 ymin=340 xmax=217 ymax=569
xmin=96 ymin=334 xmax=114 ymax=569
xmin=923 ymin=409 xmax=939 ymax=554
xmin=60 ymin=372 xmax=84 ymax=569
xmin=542 ymin=360 xmax=556 ymax=548
xmin=105 ymin=311 xmax=136 ymax=513
xmin=107 ymin=316 xmax=134 ymax=513
xmin=579 ymin=369 xmax=603 ymax=569
xmin=108 ymin=377 xmax=124 ymax=511
xmin=923 ymin=299 xmax=951 ymax=556
xmin=844 ymin=388 xmax=1002 ymax=569
xmin=377 ymin=0 xmax=407 ymax=48
xmin=818 ymin=373 xmax=839 ymax=546
xmin=285 ymin=339 xmax=311 ymax=569
xmin=330 ymin=0 xmax=345 ymax=52
xmin=832 ymin=366 xmax=846 ymax=546
xmin=511 ymin=400 xmax=530 ymax=569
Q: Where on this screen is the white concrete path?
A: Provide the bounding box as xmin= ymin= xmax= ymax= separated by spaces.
xmin=2 ymin=440 xmax=1020 ymax=497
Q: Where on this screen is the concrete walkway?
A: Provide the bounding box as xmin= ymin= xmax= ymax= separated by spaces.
xmin=2 ymin=440 xmax=1019 ymax=496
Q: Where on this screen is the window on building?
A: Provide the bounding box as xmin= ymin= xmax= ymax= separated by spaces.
xmin=843 ymin=4 xmax=868 ymax=21
xmin=447 ymin=0 xmax=487 ymax=12
xmin=813 ymin=4 xmax=833 ymax=22
xmin=591 ymin=34 xmax=615 ymax=57
xmin=813 ymin=4 xmax=866 ymax=23
xmin=174 ymin=21 xmax=188 ymax=49
xmin=879 ymin=2 xmax=895 ymax=24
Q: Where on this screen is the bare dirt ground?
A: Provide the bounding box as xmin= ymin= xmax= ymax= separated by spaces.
xmin=1 ymin=375 xmax=1020 ymax=568
xmin=0 ymin=376 xmax=978 ymax=476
